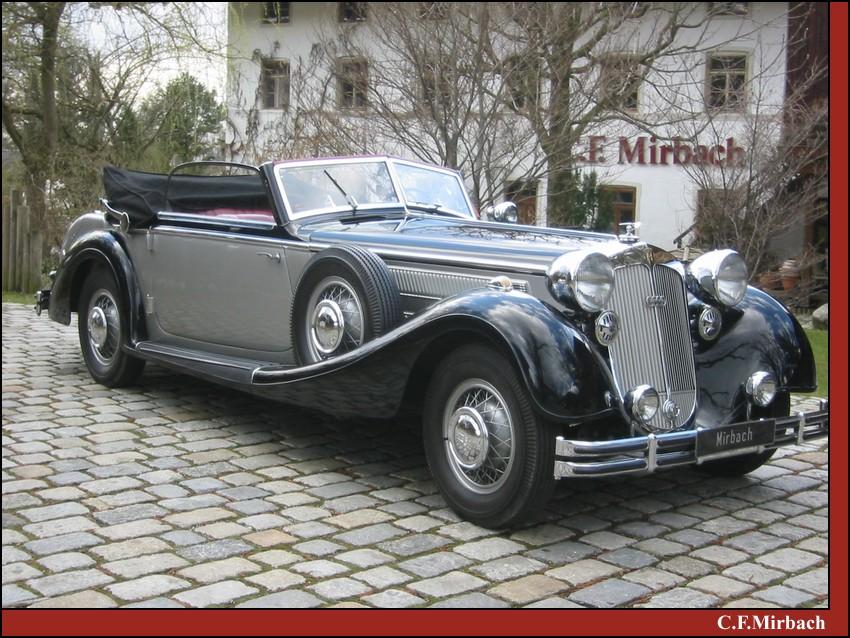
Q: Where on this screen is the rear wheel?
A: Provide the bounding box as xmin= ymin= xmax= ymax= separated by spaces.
xmin=423 ymin=345 xmax=555 ymax=529
xmin=78 ymin=267 xmax=145 ymax=387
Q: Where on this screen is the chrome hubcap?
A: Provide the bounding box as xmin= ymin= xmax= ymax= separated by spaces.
xmin=87 ymin=290 xmax=120 ymax=366
xmin=306 ymin=277 xmax=364 ymax=362
xmin=311 ymin=300 xmax=345 ymax=354
xmin=447 ymin=407 xmax=489 ymax=470
xmin=442 ymin=379 xmax=515 ymax=494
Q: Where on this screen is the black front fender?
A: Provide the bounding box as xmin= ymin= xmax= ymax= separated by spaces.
xmin=692 ymin=286 xmax=817 ymax=427
xmin=252 ymin=289 xmax=618 ymax=421
xmin=47 ymin=230 xmax=146 ymax=346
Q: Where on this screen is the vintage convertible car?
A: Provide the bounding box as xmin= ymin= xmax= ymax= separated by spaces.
xmin=36 ymin=156 xmax=828 ymax=528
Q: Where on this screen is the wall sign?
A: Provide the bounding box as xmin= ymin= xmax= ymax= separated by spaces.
xmin=577 ymin=136 xmax=747 ymax=167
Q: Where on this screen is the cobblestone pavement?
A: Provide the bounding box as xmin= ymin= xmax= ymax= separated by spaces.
xmin=2 ymin=303 xmax=829 ymax=609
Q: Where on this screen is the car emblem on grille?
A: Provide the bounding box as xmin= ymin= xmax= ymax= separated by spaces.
xmin=645 ymin=295 xmax=667 ymax=307
xmin=595 ymin=310 xmax=619 ymax=346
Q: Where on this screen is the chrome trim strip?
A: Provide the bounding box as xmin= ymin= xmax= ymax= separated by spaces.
xmin=156 ymin=211 xmax=277 ymax=231
xmin=389 ymin=266 xmax=529 ymax=299
xmin=136 ymin=342 xmax=267 ymax=372
xmin=147 ymin=226 xmax=548 ymax=274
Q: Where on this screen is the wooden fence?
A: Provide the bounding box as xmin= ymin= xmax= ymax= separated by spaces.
xmin=2 ymin=189 xmax=44 ymax=294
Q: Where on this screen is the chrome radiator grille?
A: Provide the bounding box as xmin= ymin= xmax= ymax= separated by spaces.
xmin=606 ymin=264 xmax=696 ymax=430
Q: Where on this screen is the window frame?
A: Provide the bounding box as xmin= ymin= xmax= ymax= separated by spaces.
xmin=705 ymin=51 xmax=749 ymax=112
xmin=261 ymin=2 xmax=291 ymax=24
xmin=708 ymin=2 xmax=750 ymax=17
xmin=337 ymin=57 xmax=370 ymax=110
xmin=338 ymin=2 xmax=368 ymax=23
xmin=599 ymin=184 xmax=638 ymax=232
xmin=599 ymin=54 xmax=642 ymax=113
xmin=260 ymin=59 xmax=291 ymax=110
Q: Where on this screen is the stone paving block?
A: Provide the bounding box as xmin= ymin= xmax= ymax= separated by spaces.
xmin=489 ymin=575 xmax=567 ymax=605
xmin=2 ymin=563 xmax=43 ymax=584
xmin=622 ymin=567 xmax=686 ymax=591
xmin=335 ymin=548 xmax=394 ymax=569
xmin=107 ymin=575 xmax=191 ymax=601
xmin=23 ymin=516 xmax=98 ymax=539
xmin=362 ymin=589 xmax=425 ymax=608
xmin=526 ymin=541 xmax=598 ymax=564
xmin=755 ymin=548 xmax=823 ymax=572
xmin=2 ymin=584 xmax=38 ymax=607
xmin=636 ymin=587 xmax=718 ymax=608
xmin=569 ymin=579 xmax=651 ymax=608
xmin=784 ymin=567 xmax=828 ymax=596
xmin=196 ymin=522 xmax=251 ymax=539
xmin=175 ymin=580 xmax=259 ymax=608
xmin=178 ymin=557 xmax=261 ymax=583
xmin=722 ymin=563 xmax=785 ymax=586
xmin=409 ymin=571 xmax=487 ymax=599
xmin=524 ymin=597 xmax=584 ymax=608
xmin=19 ymin=502 xmax=89 ymax=522
xmin=308 ymin=577 xmax=371 ymax=601
xmin=24 ymin=532 xmax=102 ymax=556
xmin=246 ymin=569 xmax=306 ymax=591
xmin=752 ymin=585 xmax=816 ymax=606
xmin=164 ymin=508 xmax=235 ymax=528
xmin=28 ymin=590 xmax=117 ymax=608
xmin=689 ymin=575 xmax=754 ymax=598
xmin=431 ymin=593 xmax=510 ymax=608
xmin=94 ymin=519 xmax=172 ymax=542
xmin=334 ymin=523 xmax=406 ymax=547
xmin=353 ymin=566 xmax=411 ymax=588
xmin=290 ymin=560 xmax=350 ymax=578
xmin=103 ymin=553 xmax=189 ymax=579
xmin=178 ymin=539 xmax=254 ymax=562
xmin=251 ymin=549 xmax=300 ymax=568
xmin=547 ymin=559 xmax=622 ymax=587
xmin=26 ymin=568 xmax=114 ymax=597
xmin=236 ymin=590 xmax=323 ymax=608
xmin=36 ymin=552 xmax=95 ymax=573
xmin=454 ymin=538 xmax=525 ymax=561
xmin=690 ymin=545 xmax=749 ymax=567
xmin=471 ymin=555 xmax=546 ymax=582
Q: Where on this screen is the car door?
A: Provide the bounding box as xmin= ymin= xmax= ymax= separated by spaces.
xmin=139 ymin=217 xmax=293 ymax=356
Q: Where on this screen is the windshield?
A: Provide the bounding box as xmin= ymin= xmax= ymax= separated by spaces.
xmin=393 ymin=163 xmax=472 ymax=217
xmin=279 ymin=161 xmax=399 ymax=217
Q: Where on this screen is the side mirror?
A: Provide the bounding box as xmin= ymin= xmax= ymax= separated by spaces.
xmin=483 ymin=201 xmax=519 ymax=224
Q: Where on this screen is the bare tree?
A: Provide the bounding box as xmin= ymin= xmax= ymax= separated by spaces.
xmin=2 ymin=2 xmax=222 ymax=255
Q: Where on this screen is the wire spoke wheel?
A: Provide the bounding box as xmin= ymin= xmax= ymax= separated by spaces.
xmin=305 ymin=276 xmax=365 ymax=362
xmin=86 ymin=289 xmax=121 ymax=366
xmin=443 ymin=378 xmax=516 ymax=494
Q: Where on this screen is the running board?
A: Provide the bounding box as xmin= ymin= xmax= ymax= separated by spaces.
xmin=133 ymin=342 xmax=290 ymax=386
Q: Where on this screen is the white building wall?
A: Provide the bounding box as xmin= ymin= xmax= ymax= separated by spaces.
xmin=227 ymin=2 xmax=790 ymax=251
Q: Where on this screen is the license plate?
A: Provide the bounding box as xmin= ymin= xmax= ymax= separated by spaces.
xmin=697 ymin=419 xmax=775 ymax=459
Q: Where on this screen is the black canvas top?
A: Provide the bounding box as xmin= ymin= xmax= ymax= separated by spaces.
xmin=103 ymin=166 xmax=272 ymax=224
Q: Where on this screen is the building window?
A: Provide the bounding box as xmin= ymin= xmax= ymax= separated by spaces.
xmin=339 ymin=2 xmax=367 ymax=23
xmin=600 ymin=55 xmax=641 ymax=111
xmin=706 ymin=53 xmax=747 ymax=111
xmin=708 ymin=2 xmax=749 ymax=16
xmin=337 ymin=58 xmax=369 ymax=109
xmin=261 ymin=59 xmax=290 ymax=109
xmin=599 ymin=185 xmax=637 ymax=232
xmin=262 ymin=2 xmax=290 ymax=23
xmin=418 ymin=2 xmax=449 ymax=20
xmin=502 ymin=55 xmax=538 ymax=110
xmin=421 ymin=63 xmax=452 ymax=109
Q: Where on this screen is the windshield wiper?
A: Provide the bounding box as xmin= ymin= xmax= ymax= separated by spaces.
xmin=324 ymin=169 xmax=359 ymax=213
xmin=406 ymin=202 xmax=465 ymax=218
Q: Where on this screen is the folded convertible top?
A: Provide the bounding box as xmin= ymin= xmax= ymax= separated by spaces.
xmin=102 ymin=166 xmax=272 ymax=224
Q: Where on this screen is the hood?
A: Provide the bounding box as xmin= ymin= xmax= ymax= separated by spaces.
xmin=298 ymin=215 xmax=624 ymax=274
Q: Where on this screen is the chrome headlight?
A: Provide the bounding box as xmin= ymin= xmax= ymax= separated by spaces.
xmin=688 ymin=249 xmax=748 ymax=306
xmin=547 ymin=251 xmax=614 ymax=312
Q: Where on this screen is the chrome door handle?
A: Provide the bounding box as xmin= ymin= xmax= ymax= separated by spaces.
xmin=257 ymin=252 xmax=281 ymax=263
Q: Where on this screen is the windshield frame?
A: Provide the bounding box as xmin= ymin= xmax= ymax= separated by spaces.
xmin=274 ymin=156 xmax=475 ymax=222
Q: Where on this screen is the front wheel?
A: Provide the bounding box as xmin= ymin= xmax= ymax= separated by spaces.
xmin=423 ymin=345 xmax=556 ymax=529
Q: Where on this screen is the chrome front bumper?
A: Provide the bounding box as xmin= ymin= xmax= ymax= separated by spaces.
xmin=554 ymin=400 xmax=829 ymax=478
